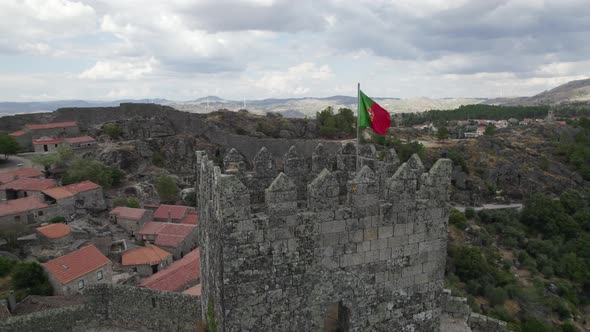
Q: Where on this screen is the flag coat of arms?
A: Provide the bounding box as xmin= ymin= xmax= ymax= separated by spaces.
xmin=358 ymin=90 xmax=392 ymax=135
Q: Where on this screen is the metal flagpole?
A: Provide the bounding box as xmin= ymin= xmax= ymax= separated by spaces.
xmin=356 ymin=82 xmax=360 ymax=172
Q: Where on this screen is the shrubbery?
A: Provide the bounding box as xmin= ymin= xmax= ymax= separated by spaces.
xmin=447 ymin=188 xmax=590 ymax=331
xmin=1 ymin=259 xmax=53 ymax=297
xmin=103 ymin=123 xmax=122 ymax=139
xmin=113 ymin=197 xmax=140 ymax=208
xmin=449 ymin=209 xmax=467 ymax=229
xmin=156 ymin=175 xmax=178 ymax=203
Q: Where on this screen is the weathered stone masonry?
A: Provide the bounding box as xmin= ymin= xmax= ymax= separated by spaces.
xmin=197 ymin=142 xmax=453 ymax=332
xmin=0 ymin=284 xmax=201 ymax=332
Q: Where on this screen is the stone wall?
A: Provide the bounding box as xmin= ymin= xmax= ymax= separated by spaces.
xmin=0 ymin=284 xmax=201 ymax=332
xmin=196 ymin=143 xmax=453 ymax=332
xmin=441 ymin=289 xmax=509 ymax=332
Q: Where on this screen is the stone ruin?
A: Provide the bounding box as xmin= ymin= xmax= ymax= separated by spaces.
xmin=196 ymin=142 xmax=453 ymax=331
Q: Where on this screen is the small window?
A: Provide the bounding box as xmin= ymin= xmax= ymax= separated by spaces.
xmin=14 ymin=216 xmax=20 ymax=221
xmin=151 ymin=298 xmax=157 ymax=308
xmin=78 ymin=279 xmax=85 ymax=290
xmin=38 ymin=211 xmax=44 ymax=216
xmin=97 ymin=270 xmax=103 ymax=280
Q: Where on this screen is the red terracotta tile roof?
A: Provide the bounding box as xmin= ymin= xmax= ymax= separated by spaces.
xmin=140 ymin=248 xmax=200 ymax=292
xmin=0 ymin=178 xmax=56 ymax=191
xmin=110 ymin=206 xmax=146 ymax=221
xmin=136 ymin=222 xmax=195 ymax=248
xmin=182 ymin=284 xmax=202 ymax=297
xmin=42 ymin=180 xmax=101 ymax=199
xmin=26 ymin=122 xmax=78 ymax=130
xmin=64 ymin=136 xmax=96 ymax=144
xmin=154 ymin=224 xmax=195 ymax=248
xmin=0 ymin=196 xmax=48 ymax=217
xmin=36 ymin=223 xmax=71 ymax=239
xmin=153 ymin=205 xmax=192 ymax=220
xmin=42 ymin=245 xmax=110 ymax=285
xmin=42 ymin=187 xmax=73 ymax=199
xmin=33 ymin=138 xmax=65 ymax=145
xmin=9 ymin=130 xmax=26 ymax=137
xmin=135 ymin=221 xmax=166 ymax=236
xmin=64 ymin=181 xmax=100 ymax=194
xmin=0 ymin=168 xmax=43 ymax=184
xmin=122 ymin=245 xmax=172 ymax=266
xmin=180 ymin=211 xmax=198 ymax=225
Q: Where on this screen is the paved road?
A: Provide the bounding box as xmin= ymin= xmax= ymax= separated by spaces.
xmin=452 ymin=203 xmax=523 ymax=212
xmin=0 ymin=154 xmax=33 ymax=171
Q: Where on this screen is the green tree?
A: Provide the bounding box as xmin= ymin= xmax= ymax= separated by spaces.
xmin=11 ymin=261 xmax=52 ymax=295
xmin=484 ymin=125 xmax=497 ymax=136
xmin=335 ymin=108 xmax=355 ymax=135
xmin=449 ymin=209 xmax=467 ymax=229
xmin=451 ymin=245 xmax=489 ymax=280
xmin=0 ymin=257 xmax=16 ymax=277
xmin=62 ymin=159 xmax=123 ymax=189
xmin=0 ymin=135 xmax=21 ymax=159
xmin=32 ymin=152 xmax=59 ymax=174
xmin=465 ymin=207 xmax=476 ymax=220
xmin=156 ymin=175 xmax=178 ymax=203
xmin=557 ymin=253 xmax=589 ymax=282
xmin=436 ymin=127 xmax=449 ymax=140
xmin=104 ymin=123 xmax=122 ymax=139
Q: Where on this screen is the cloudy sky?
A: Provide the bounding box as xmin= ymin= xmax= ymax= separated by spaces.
xmin=1 ymin=0 xmax=589 ymax=101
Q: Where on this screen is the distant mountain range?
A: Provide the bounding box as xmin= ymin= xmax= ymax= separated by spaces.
xmin=484 ymin=78 xmax=590 ymax=106
xmin=2 ymin=78 xmax=589 ymax=117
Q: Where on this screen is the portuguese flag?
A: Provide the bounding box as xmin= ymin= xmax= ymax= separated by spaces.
xmin=358 ymin=89 xmax=392 ymax=135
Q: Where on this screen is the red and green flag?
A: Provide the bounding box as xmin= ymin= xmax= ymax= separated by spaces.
xmin=358 ymin=90 xmax=392 ymax=135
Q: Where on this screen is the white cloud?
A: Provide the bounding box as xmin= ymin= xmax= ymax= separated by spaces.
xmin=0 ymin=0 xmax=96 ymax=54
xmin=79 ymin=58 xmax=156 ymax=80
xmin=254 ymin=63 xmax=333 ymax=95
xmin=1 ymin=0 xmax=590 ymax=101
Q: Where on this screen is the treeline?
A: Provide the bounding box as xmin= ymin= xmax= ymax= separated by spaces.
xmin=316 ymin=107 xmax=356 ymax=138
xmin=557 ymin=118 xmax=590 ymax=180
xmin=401 ymin=104 xmax=550 ymax=126
xmin=447 ymin=189 xmax=590 ymax=332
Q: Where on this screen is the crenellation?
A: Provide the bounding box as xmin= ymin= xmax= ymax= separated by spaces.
xmin=196 ymin=142 xmax=453 ymax=332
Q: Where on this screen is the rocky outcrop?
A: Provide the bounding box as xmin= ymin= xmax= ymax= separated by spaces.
xmin=438 ymin=125 xmax=586 ymax=205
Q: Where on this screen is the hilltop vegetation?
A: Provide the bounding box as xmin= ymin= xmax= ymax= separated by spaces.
xmin=447 ymin=189 xmax=590 ymax=331
xmin=400 ymin=104 xmax=590 ymax=126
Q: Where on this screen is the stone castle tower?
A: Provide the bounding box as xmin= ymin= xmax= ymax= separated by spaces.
xmin=196 ymin=142 xmax=452 ymax=331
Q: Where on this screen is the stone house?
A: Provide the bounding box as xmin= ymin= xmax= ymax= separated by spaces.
xmin=33 ymin=138 xmax=65 ymax=153
xmin=35 ymin=223 xmax=72 ymax=247
xmin=110 ymin=206 xmax=152 ymax=235
xmin=139 ymin=248 xmax=200 ymax=292
xmin=63 ymin=136 xmax=97 ymax=149
xmin=0 ymin=168 xmax=44 ymax=185
xmin=32 ymin=136 xmax=96 ymax=153
xmin=0 ymin=196 xmax=55 ymax=230
xmin=42 ymin=180 xmax=105 ymax=214
xmin=25 ymin=121 xmax=80 ymax=139
xmin=135 ymin=222 xmax=198 ymax=260
xmin=42 ymin=245 xmax=112 ymax=296
xmin=8 ymin=130 xmax=31 ymax=151
xmin=121 ymin=245 xmax=172 ymax=276
xmin=0 ymin=178 xmax=57 ymax=201
xmin=8 ymin=121 xmax=80 ymax=152
xmin=151 ymin=204 xmax=197 ymax=224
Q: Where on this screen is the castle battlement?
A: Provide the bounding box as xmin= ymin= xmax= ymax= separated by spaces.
xmin=196 ymin=142 xmax=452 ymax=332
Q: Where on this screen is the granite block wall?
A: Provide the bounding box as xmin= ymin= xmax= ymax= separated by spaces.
xmin=0 ymin=284 xmax=201 ymax=332
xmin=197 ymin=142 xmax=453 ymax=332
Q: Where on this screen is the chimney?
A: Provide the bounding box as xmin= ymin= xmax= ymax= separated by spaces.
xmin=167 ymin=209 xmax=172 ymax=223
xmin=8 ymin=290 xmax=16 ymax=312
